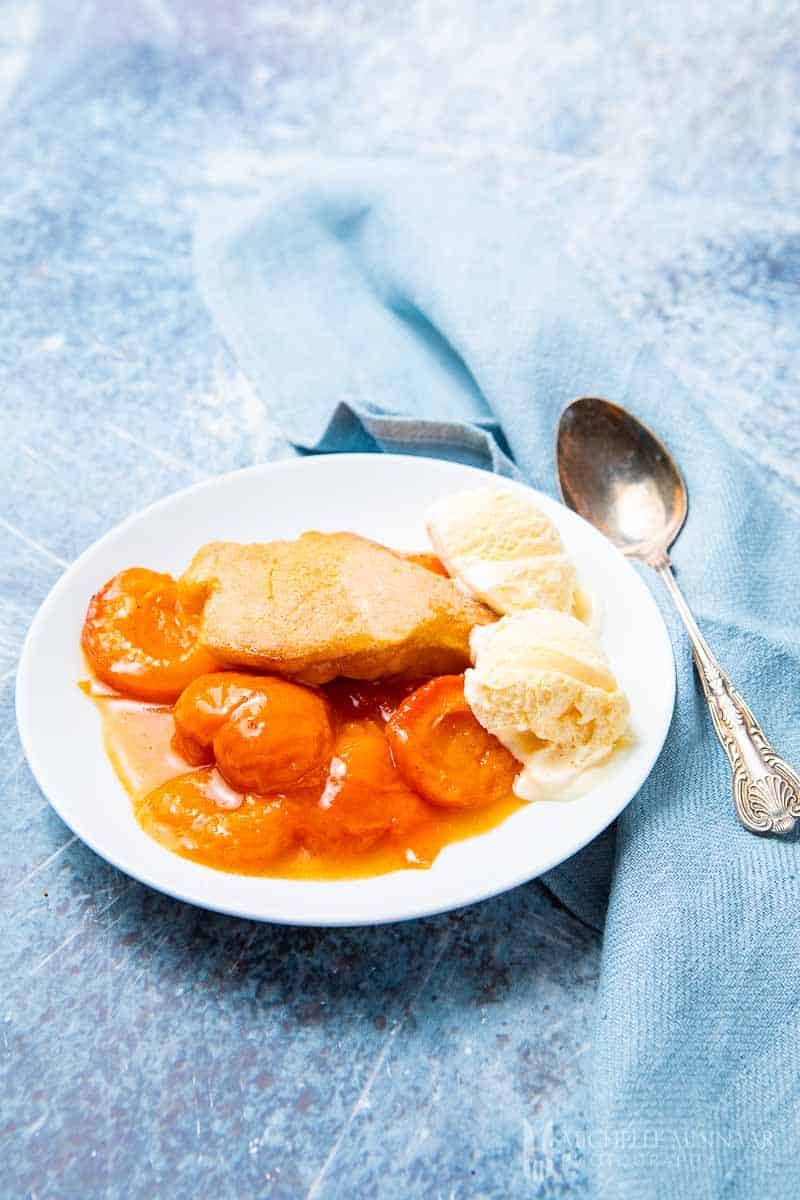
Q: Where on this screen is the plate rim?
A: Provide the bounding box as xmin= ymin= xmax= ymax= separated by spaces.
xmin=15 ymin=453 xmax=676 ymax=926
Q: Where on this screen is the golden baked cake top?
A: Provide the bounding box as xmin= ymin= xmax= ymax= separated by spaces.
xmin=180 ymin=531 xmax=496 ymax=685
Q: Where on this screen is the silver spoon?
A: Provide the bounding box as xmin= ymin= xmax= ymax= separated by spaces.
xmin=556 ymin=396 xmax=800 ymax=836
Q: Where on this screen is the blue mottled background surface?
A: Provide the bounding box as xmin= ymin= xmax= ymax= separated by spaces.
xmin=2 ymin=2 xmax=798 ymax=1197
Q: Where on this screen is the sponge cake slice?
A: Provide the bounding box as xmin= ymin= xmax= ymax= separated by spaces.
xmin=180 ymin=532 xmax=496 ymax=685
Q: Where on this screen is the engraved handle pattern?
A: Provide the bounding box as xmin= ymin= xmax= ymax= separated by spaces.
xmin=693 ymin=656 xmax=800 ymax=834
xmin=655 ymin=560 xmax=800 ymax=836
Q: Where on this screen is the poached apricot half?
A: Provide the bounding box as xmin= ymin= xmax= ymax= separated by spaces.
xmin=82 ymin=568 xmax=217 ymax=702
xmin=386 ymin=675 xmax=519 ymax=809
xmin=296 ymin=719 xmax=428 ymax=853
xmin=173 ymin=672 xmax=334 ymax=794
xmin=137 ymin=770 xmax=295 ymax=871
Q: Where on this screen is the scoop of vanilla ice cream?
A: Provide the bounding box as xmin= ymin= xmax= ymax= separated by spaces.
xmin=425 ymin=486 xmax=587 ymax=620
xmin=464 ymin=610 xmax=630 ymax=800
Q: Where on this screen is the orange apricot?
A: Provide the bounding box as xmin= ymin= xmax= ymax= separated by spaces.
xmin=386 ymin=675 xmax=519 ymax=809
xmin=174 ymin=672 xmax=333 ymax=794
xmin=136 ymin=769 xmax=295 ymax=871
xmin=295 ymin=719 xmax=428 ymax=853
xmin=173 ymin=672 xmax=274 ymax=764
xmin=82 ymin=568 xmax=217 ymax=702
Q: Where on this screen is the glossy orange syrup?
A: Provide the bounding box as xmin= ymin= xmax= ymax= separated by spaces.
xmin=80 ymin=674 xmax=526 ymax=880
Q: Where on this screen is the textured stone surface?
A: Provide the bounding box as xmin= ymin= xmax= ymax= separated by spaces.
xmin=1 ymin=1 xmax=797 ymax=1196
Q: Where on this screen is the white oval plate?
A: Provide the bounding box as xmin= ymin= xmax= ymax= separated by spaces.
xmin=16 ymin=455 xmax=674 ymax=926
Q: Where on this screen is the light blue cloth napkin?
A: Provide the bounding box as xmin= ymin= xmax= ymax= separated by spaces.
xmin=195 ymin=163 xmax=800 ymax=1199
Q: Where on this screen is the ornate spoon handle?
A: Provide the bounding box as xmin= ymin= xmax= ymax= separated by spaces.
xmin=655 ymin=560 xmax=800 ymax=835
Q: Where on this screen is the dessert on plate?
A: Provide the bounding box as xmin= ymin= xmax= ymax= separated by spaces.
xmin=79 ymin=486 xmax=630 ymax=879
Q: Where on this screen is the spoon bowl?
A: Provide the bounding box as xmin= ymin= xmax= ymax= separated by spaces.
xmin=557 ymin=397 xmax=687 ymax=564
